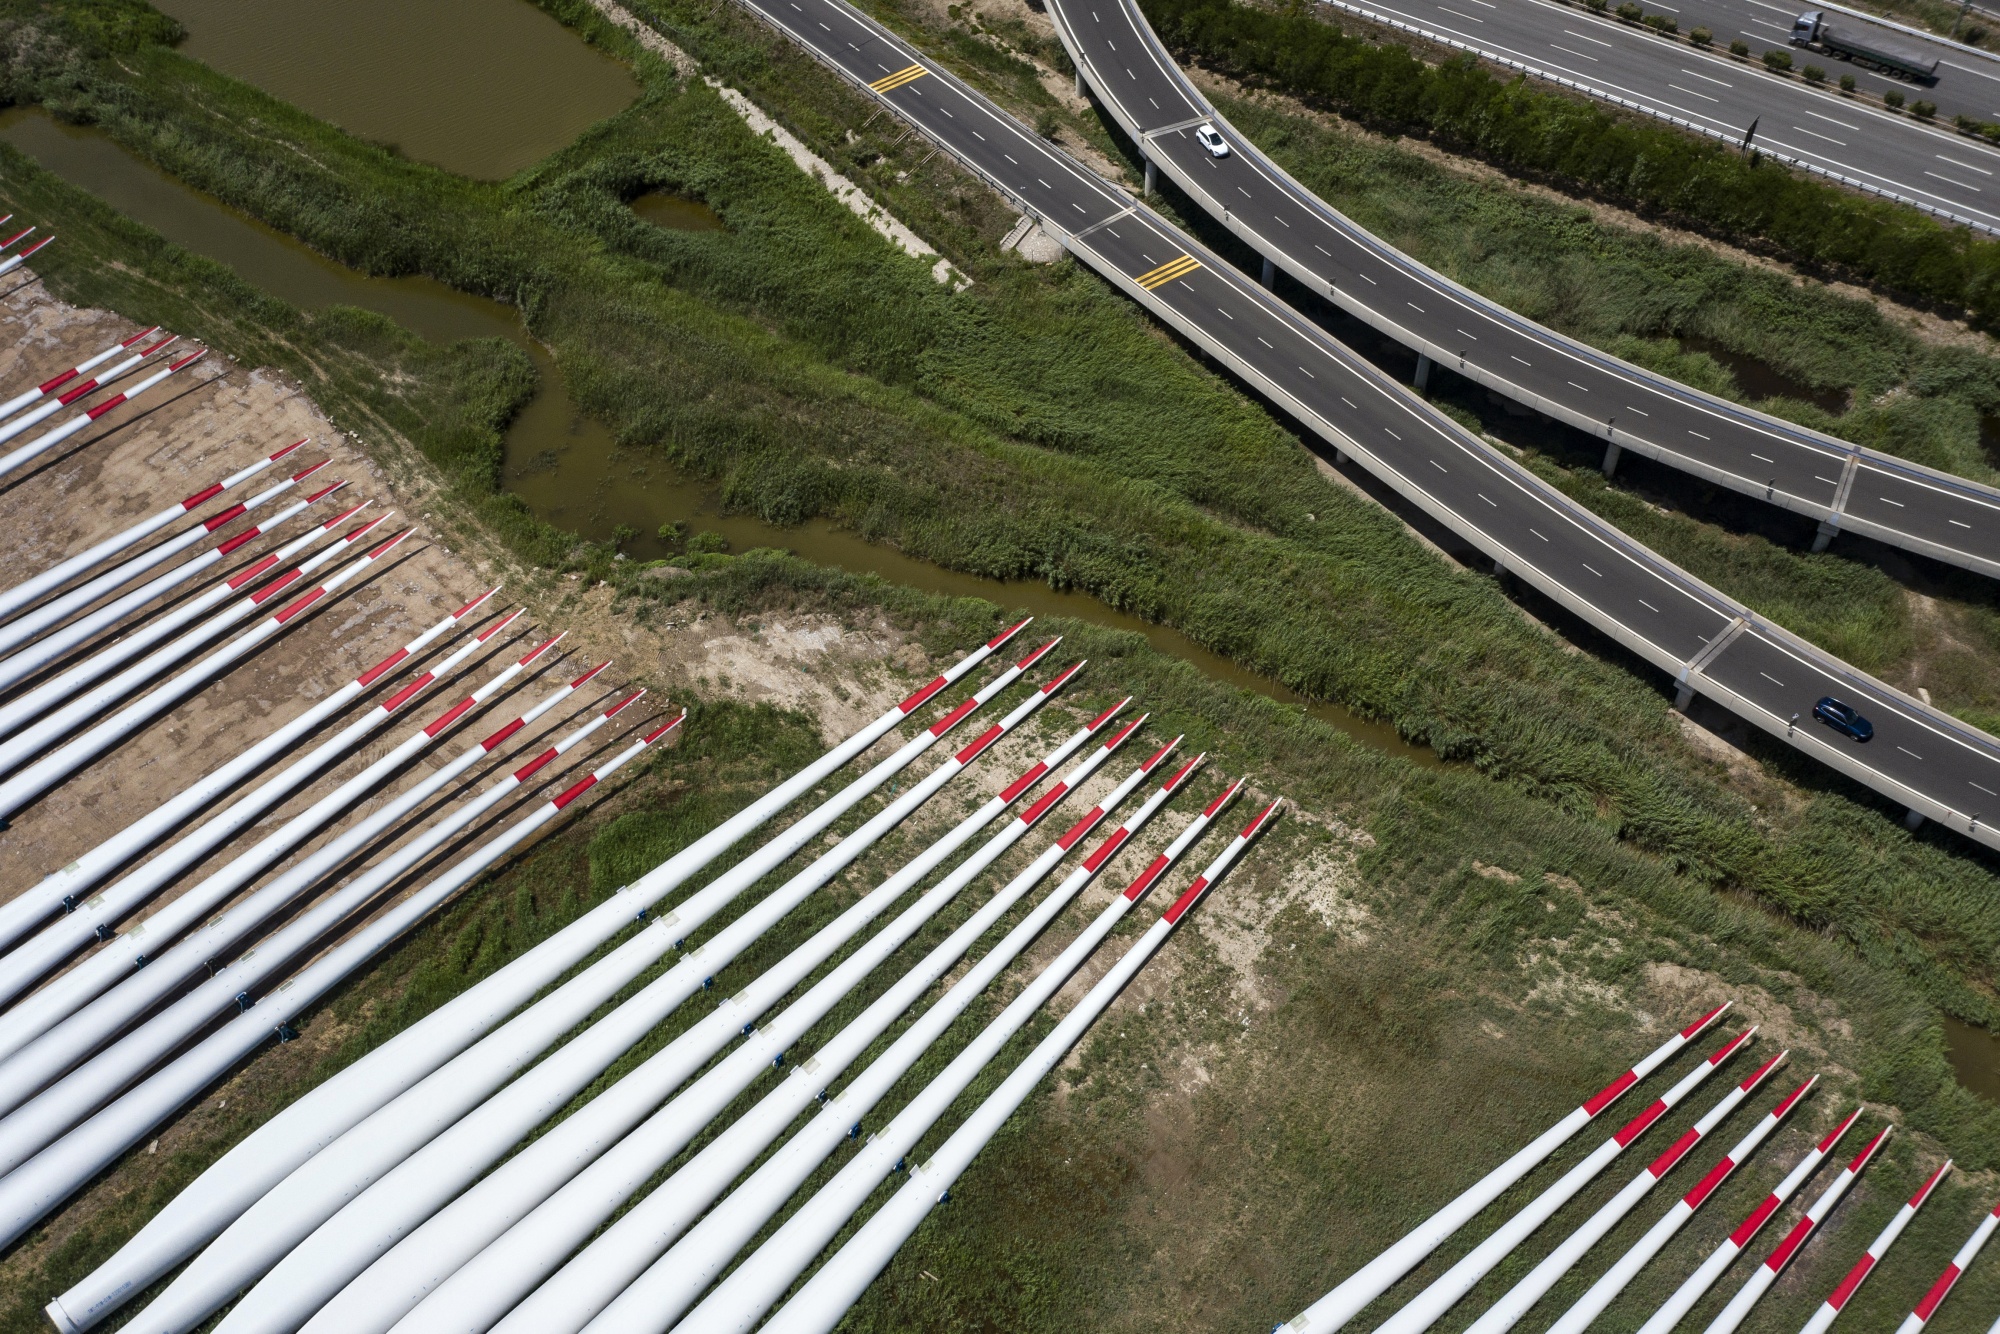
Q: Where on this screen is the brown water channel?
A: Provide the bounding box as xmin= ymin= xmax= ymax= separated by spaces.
xmin=0 ymin=110 xmax=1434 ymax=765
xmin=149 ymin=0 xmax=641 ymax=181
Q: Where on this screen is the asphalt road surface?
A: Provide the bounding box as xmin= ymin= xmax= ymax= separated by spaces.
xmin=1322 ymin=0 xmax=2000 ymax=230
xmin=722 ymin=0 xmax=2000 ymax=849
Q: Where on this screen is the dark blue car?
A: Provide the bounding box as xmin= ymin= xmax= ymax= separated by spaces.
xmin=1813 ymin=696 xmax=1874 ymax=742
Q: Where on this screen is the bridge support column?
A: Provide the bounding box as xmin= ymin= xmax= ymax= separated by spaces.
xmin=1414 ymin=353 xmax=1432 ymax=391
xmin=1334 ymin=447 xmax=1346 ymax=465
xmin=1076 ymin=68 xmax=1086 ymax=98
xmin=1811 ymin=518 xmax=1839 ymax=553
xmin=1260 ymin=256 xmax=1276 ymax=290
xmin=1143 ymin=157 xmax=1156 ymax=196
xmin=1905 ymin=807 xmax=1926 ymax=831
xmin=1602 ymin=441 xmax=1622 ymax=477
xmin=1674 ymin=682 xmax=1694 ymax=712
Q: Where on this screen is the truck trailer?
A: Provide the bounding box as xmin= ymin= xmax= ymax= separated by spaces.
xmin=1791 ymin=10 xmax=1942 ymax=82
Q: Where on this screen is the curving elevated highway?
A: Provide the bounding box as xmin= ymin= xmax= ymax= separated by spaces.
xmin=719 ymin=0 xmax=2000 ymax=850
xmin=1053 ymin=0 xmax=2000 ymax=582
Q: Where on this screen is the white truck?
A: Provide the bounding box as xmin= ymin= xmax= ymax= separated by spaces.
xmin=1791 ymin=10 xmax=1942 ymax=82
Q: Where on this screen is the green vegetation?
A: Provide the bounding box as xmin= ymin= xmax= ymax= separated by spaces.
xmin=1135 ymin=0 xmax=2000 ymax=322
xmin=1 ymin=0 xmax=1997 ymax=1061
xmin=0 ymin=6 xmax=1996 ymax=1325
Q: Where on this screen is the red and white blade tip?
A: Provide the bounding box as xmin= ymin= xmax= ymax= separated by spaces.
xmin=1239 ymin=797 xmax=1283 ymax=839
xmin=1038 ymin=659 xmax=1084 ymax=692
xmin=323 ymin=500 xmax=372 ymax=529
xmin=1737 ymin=1050 xmax=1787 ymax=1090
xmin=986 ymin=617 xmax=1032 ymax=649
xmin=18 ymin=234 xmax=53 ymax=258
xmin=1086 ymin=696 xmax=1133 ymax=730
xmin=1909 ymin=1161 xmax=1953 ymax=1208
xmin=137 ymin=333 xmax=179 ymax=357
xmin=604 ymin=689 xmax=646 ymax=718
xmin=1162 ymin=752 xmax=1206 ymax=792
xmin=1817 ymin=1107 xmax=1867 ymax=1153
xmin=1102 ymin=712 xmax=1149 ymax=750
xmin=473 ymin=607 xmax=525 ymax=641
xmin=1849 ymin=1127 xmax=1894 ymax=1169
xmin=303 ymin=480 xmax=347 ymax=504
xmin=1201 ymin=774 xmax=1247 ymax=816
xmin=452 ymin=586 xmax=502 ymax=619
xmin=518 ymin=631 xmax=566 ymax=664
xmin=0 ymin=225 xmax=31 ymax=248
xmin=1707 ymin=1027 xmax=1758 ymax=1063
xmin=290 ymin=458 xmax=329 ymax=481
xmin=167 ymin=348 xmax=206 ymax=372
xmin=1770 ymin=1076 xmax=1819 ymax=1118
xmin=269 ymin=438 xmax=307 ymax=460
xmin=1140 ymin=735 xmax=1182 ymax=771
xmin=642 ymin=711 xmax=687 ymax=744
xmin=1681 ymin=1002 xmax=1732 ymax=1038
xmin=570 ymin=660 xmax=612 ymax=689
xmin=363 ymin=525 xmax=416 ymax=559
xmin=1012 ymin=636 xmax=1060 ymax=671
xmin=119 ymin=324 xmax=160 ymax=347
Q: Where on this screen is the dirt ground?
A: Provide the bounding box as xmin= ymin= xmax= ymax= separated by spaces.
xmin=0 ymin=273 xmax=939 ymax=1004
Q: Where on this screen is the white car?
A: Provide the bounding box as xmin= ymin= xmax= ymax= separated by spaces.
xmin=1194 ymin=123 xmax=1230 ymax=158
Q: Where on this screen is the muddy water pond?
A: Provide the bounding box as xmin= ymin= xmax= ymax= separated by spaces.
xmin=0 ymin=111 xmax=1436 ymax=765
xmin=1945 ymin=1014 xmax=2000 ymax=1104
xmin=149 ymin=0 xmax=641 ymax=180
xmin=632 ymin=192 xmax=727 ymax=232
xmin=1676 ymin=335 xmax=1849 ymax=415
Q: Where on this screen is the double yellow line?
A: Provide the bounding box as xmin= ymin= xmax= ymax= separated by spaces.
xmin=1135 ymin=254 xmax=1202 ymax=290
xmin=869 ymin=64 xmax=928 ymax=93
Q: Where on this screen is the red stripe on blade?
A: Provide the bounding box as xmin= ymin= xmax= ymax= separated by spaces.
xmin=1083 ymin=826 xmax=1130 ymax=871
xmin=272 ymin=585 xmax=328 ymax=624
xmin=1682 ymin=1157 xmax=1737 ymax=1208
xmin=986 ymin=618 xmax=1031 ymax=649
xmin=356 ymin=648 xmax=411 ymax=688
xmin=1647 ymin=1128 xmax=1702 ymax=1178
xmin=1912 ymin=1264 xmax=1962 ymax=1321
xmin=179 ymin=481 xmax=226 ymax=510
xmin=1827 ymin=1253 xmax=1875 ymax=1310
xmin=953 ymin=723 xmax=1004 ymax=765
xmin=1681 ymin=1002 xmax=1730 ymax=1039
xmin=1730 ymin=1195 xmax=1783 ymax=1248
xmin=1121 ymin=853 xmax=1172 ymax=903
xmin=1612 ymin=1098 xmax=1669 ymax=1148
xmin=927 ymin=697 xmax=979 ymax=737
xmin=1161 ymin=874 xmax=1213 ymax=925
xmin=897 ymin=674 xmax=947 ymax=714
xmin=381 ymin=673 xmax=437 ymax=712
xmin=36 ymin=369 xmax=76 ymax=394
xmin=999 ymin=762 xmax=1050 ymax=804
xmin=424 ymin=697 xmax=478 ymax=737
xmin=228 ymin=555 xmax=283 ymax=591
xmin=513 ymin=748 xmax=560 ymax=781
xmin=553 ymin=774 xmax=599 ymax=808
xmin=202 ymin=503 xmax=247 ymax=532
xmin=1055 ymin=805 xmax=1106 ymax=848
xmin=1581 ymin=1070 xmax=1637 ymax=1117
xmin=481 ymin=718 xmax=526 ymax=751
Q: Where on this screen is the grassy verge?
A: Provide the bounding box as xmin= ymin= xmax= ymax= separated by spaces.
xmin=7 ymin=548 xmax=1996 ymax=1333
xmin=1 ymin=0 xmax=1998 ymax=1186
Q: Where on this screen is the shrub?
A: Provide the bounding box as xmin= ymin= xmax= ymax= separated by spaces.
xmin=1614 ymin=2 xmax=1642 ymax=19
xmin=1584 ymin=0 xmax=1608 ymax=12
xmin=1763 ymin=48 xmax=1794 ymax=71
xmin=1730 ymin=37 xmax=1751 ymax=55
xmin=1034 ymin=107 xmax=1060 ymax=137
xmin=1840 ymin=72 xmax=1856 ymax=91
xmin=1914 ymin=99 xmax=1938 ymax=119
xmin=1643 ymin=13 xmax=1678 ymax=34
xmin=685 ymin=530 xmax=730 ymax=554
xmin=1689 ymin=25 xmax=1712 ymax=44
xmin=1803 ymin=63 xmax=1825 ymax=82
xmin=1885 ymin=88 xmax=1907 ymax=108
xmin=1965 ymin=23 xmax=1987 ymax=42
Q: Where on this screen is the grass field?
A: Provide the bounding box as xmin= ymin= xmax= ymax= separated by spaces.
xmin=0 ymin=2 xmax=1998 ymax=1327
